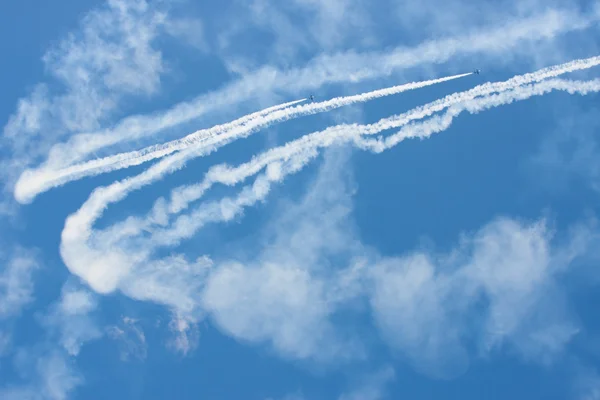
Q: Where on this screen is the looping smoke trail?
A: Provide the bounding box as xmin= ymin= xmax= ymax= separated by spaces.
xmin=59 ymin=73 xmax=600 ymax=296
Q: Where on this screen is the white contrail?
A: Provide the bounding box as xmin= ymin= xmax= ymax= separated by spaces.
xmin=13 ymin=97 xmax=305 ymax=202
xmin=135 ymin=78 xmax=600 ymax=248
xmin=15 ymin=73 xmax=471 ymax=203
xmin=17 ymin=51 xmax=600 ymax=203
xmin=62 ymin=55 xmax=600 ymax=247
xmin=33 ymin=8 xmax=598 ymax=173
xmin=118 ymin=55 xmax=600 ymax=224
xmin=60 ymin=76 xmax=600 ymax=295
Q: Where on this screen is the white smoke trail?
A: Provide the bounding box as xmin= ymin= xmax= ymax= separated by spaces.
xmin=135 ymin=78 xmax=600 ymax=248
xmin=33 ymin=7 xmax=598 ymax=173
xmin=116 ymin=55 xmax=600 ymax=226
xmin=17 ymin=52 xmax=600 ymax=203
xmin=13 ymin=98 xmax=305 ymax=203
xmin=61 ymin=56 xmax=600 ymax=254
xmin=61 ymin=76 xmax=600 ymax=296
xmin=15 ymin=73 xmax=471 ymax=203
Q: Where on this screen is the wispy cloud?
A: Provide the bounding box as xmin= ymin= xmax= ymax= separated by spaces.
xmin=0 ymin=350 xmax=83 ymax=400
xmin=107 ymin=316 xmax=147 ymax=361
xmin=202 ymin=150 xmax=362 ymax=362
xmin=235 ymin=0 xmax=373 ymax=62
xmin=530 ymin=105 xmax=600 ymax=194
xmin=0 ymin=0 xmax=203 ymax=213
xmin=0 ymin=250 xmax=39 ymax=319
xmin=0 ymin=282 xmax=100 ymax=400
xmin=338 ymin=367 xmax=396 ymax=400
xmin=369 ymin=216 xmax=586 ymax=378
xmin=200 ymin=144 xmax=597 ymax=377
xmin=200 ymin=146 xmax=597 ymax=379
xmin=576 ymin=366 xmax=600 ymax=400
xmin=2 ymin=0 xmax=167 ymax=162
xmin=41 ymin=284 xmax=101 ymax=356
xmin=167 ymin=314 xmax=200 ymax=356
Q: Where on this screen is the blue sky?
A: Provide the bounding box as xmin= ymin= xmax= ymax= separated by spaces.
xmin=1 ymin=0 xmax=600 ymax=399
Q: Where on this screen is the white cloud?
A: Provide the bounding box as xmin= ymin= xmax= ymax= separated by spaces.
xmin=203 ymin=260 xmax=338 ymax=360
xmin=243 ymin=0 xmax=373 ymax=59
xmin=338 ymin=367 xmax=395 ymax=400
xmin=579 ymin=373 xmax=600 ymax=400
xmin=370 ymin=254 xmax=470 ymax=379
xmin=461 ymin=218 xmax=578 ymax=362
xmin=3 ymin=0 xmax=166 ymax=141
xmin=48 ymin=72 xmax=600 ymax=380
xmin=530 ymin=105 xmax=600 ymax=194
xmin=0 ymin=331 xmax=11 ymax=357
xmin=0 ymin=351 xmax=83 ymax=400
xmin=0 ymin=281 xmax=101 ymax=399
xmin=107 ymin=316 xmax=147 ymax=361
xmin=196 ymin=144 xmax=596 ymax=376
xmin=368 ymin=216 xmax=588 ymax=378
xmin=164 ymin=16 xmax=207 ymax=51
xmin=202 ymin=149 xmax=363 ymax=362
xmin=42 ymin=284 xmax=101 ymax=356
xmin=0 ymin=0 xmax=175 ymax=203
xmin=0 ymin=247 xmax=88 ymax=399
xmin=393 ymin=0 xmax=571 ymax=36
xmin=4 ymin=4 xmax=600 ymax=393
xmin=0 ymin=251 xmax=39 ymax=319
xmin=167 ymin=314 xmax=200 ymax=356
xmin=37 ymin=352 xmax=83 ymax=400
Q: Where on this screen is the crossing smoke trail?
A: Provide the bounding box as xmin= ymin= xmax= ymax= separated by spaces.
xmin=59 ymin=70 xmax=600 ymax=295
xmin=15 ymin=73 xmax=471 ymax=203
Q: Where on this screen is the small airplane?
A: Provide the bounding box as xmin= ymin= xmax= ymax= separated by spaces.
xmin=309 ymin=94 xmax=315 ymax=102
xmin=473 ymin=69 xmax=481 ymax=75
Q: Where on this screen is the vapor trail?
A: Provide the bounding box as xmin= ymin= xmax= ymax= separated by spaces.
xmin=61 ymin=76 xmax=600 ymax=294
xmin=22 ymin=54 xmax=600 ymax=206
xmin=15 ymin=73 xmax=471 ymax=203
xmin=133 ymin=78 xmax=600 ymax=248
xmin=122 ymin=55 xmax=600 ymax=222
xmin=13 ymin=98 xmax=305 ymax=203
